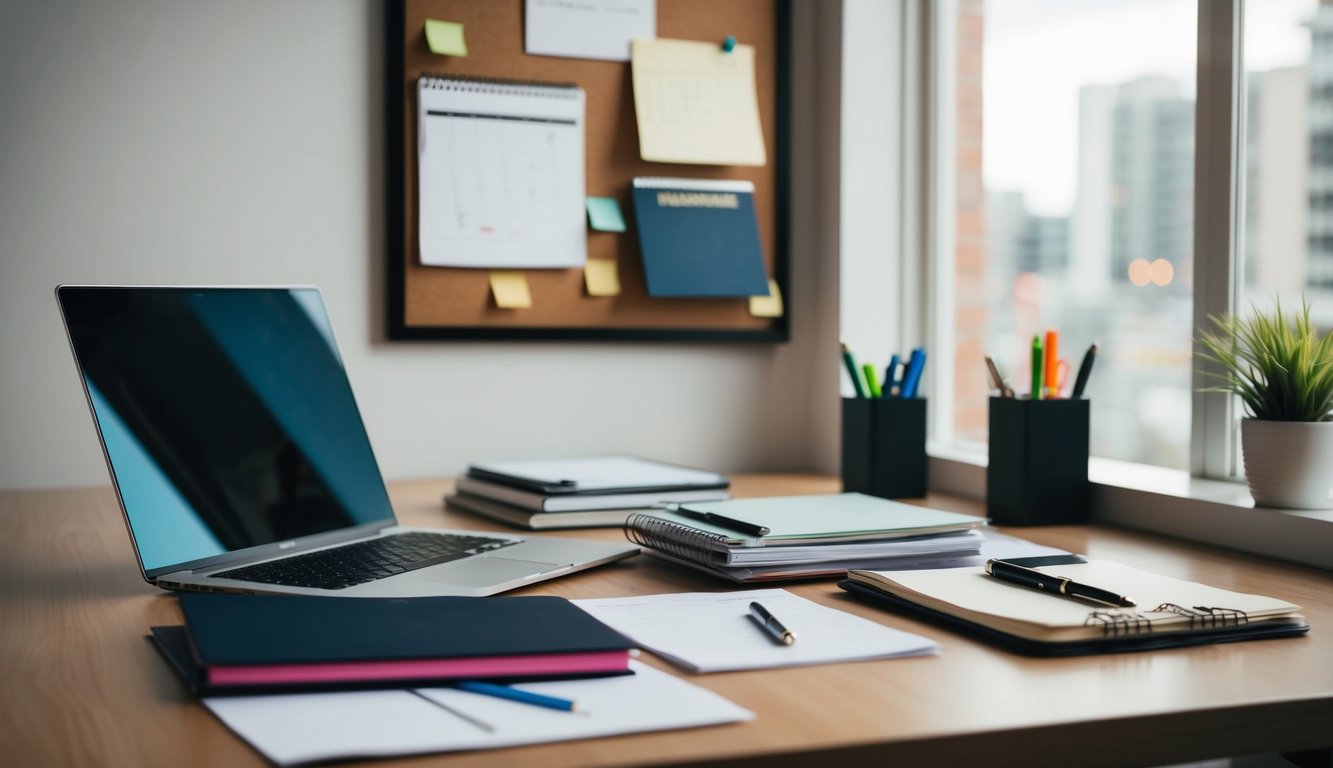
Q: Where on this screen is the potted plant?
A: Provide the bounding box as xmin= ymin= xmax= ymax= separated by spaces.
xmin=1196 ymin=299 xmax=1333 ymax=509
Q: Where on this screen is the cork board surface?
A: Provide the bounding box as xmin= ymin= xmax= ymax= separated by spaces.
xmin=388 ymin=0 xmax=788 ymax=340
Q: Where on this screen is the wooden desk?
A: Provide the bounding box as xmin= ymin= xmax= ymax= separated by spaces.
xmin=2 ymin=475 xmax=1331 ymax=767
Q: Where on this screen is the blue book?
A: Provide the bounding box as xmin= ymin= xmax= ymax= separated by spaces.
xmin=631 ymin=177 xmax=770 ymax=297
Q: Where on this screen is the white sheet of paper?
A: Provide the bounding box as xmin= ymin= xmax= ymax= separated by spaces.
xmin=204 ymin=662 xmax=751 ymax=766
xmin=574 ymin=589 xmax=938 ymax=673
xmin=525 ymin=0 xmax=655 ymax=61
xmin=418 ymin=77 xmax=587 ymax=268
xmin=631 ymin=37 xmax=767 ymax=166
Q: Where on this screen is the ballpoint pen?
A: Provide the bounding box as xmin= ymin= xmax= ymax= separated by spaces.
xmin=455 ymin=680 xmax=581 ymax=713
xmin=841 ymin=341 xmax=868 ymax=399
xmin=1030 ymin=336 xmax=1043 ymax=400
xmin=675 ymin=507 xmax=770 ymax=537
xmin=1071 ymin=343 xmax=1098 ymax=399
xmin=985 ymin=559 xmax=1136 ymax=607
xmin=748 ymin=601 xmax=796 ymax=645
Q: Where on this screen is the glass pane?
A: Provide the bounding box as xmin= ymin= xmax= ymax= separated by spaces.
xmin=1241 ymin=1 xmax=1329 ymax=324
xmin=948 ymin=0 xmax=1197 ymax=469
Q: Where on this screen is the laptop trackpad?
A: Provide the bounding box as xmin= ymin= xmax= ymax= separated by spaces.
xmin=416 ymin=556 xmax=568 ymax=588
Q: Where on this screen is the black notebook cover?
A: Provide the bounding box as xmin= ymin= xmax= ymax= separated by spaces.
xmin=178 ymin=593 xmax=634 ymax=666
xmin=837 ymin=580 xmax=1310 ymax=657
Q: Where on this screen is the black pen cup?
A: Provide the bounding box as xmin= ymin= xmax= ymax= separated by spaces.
xmin=842 ymin=397 xmax=928 ymax=499
xmin=986 ymin=397 xmax=1090 ymax=525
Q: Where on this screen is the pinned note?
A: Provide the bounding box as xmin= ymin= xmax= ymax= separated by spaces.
xmin=584 ymin=259 xmax=622 ymax=297
xmin=489 ymin=271 xmax=532 ymax=308
xmin=585 ymin=197 xmax=627 ymax=232
xmin=424 ymin=19 xmax=468 ymax=56
xmin=631 ymin=38 xmax=767 ymax=166
xmin=749 ymin=279 xmax=783 ymax=318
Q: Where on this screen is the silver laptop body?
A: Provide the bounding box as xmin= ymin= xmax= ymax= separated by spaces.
xmin=56 ymin=285 xmax=637 ymax=597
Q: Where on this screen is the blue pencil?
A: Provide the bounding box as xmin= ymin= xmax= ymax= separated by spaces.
xmin=455 ymin=681 xmax=579 ymax=712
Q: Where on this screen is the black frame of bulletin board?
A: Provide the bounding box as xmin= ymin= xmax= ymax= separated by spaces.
xmin=385 ymin=0 xmax=791 ymax=342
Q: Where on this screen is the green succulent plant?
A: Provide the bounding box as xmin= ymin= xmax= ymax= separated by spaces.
xmin=1195 ymin=299 xmax=1333 ymax=422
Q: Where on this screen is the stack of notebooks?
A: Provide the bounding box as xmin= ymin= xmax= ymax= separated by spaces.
xmin=624 ymin=493 xmax=987 ymax=582
xmin=445 ymin=456 xmax=731 ymax=530
xmin=151 ymin=592 xmax=637 ymax=696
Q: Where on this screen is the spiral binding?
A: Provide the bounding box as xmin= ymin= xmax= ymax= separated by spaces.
xmin=624 ymin=513 xmax=732 ymax=565
xmin=1084 ymin=610 xmax=1153 ymax=637
xmin=1153 ymin=603 xmax=1249 ymax=628
xmin=418 ymin=73 xmax=581 ymax=100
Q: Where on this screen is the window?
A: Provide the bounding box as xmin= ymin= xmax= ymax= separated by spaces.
xmin=938 ymin=0 xmax=1199 ymax=470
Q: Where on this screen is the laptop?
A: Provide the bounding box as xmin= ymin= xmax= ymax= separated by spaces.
xmin=56 ymin=286 xmax=639 ymax=597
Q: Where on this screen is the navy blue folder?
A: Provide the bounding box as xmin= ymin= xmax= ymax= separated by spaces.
xmin=631 ymin=178 xmax=770 ymax=297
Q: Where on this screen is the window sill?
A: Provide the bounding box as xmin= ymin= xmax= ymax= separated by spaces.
xmin=927 ymin=444 xmax=1333 ymax=572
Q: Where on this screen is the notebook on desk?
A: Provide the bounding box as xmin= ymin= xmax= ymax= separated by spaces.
xmin=840 ymin=554 xmax=1309 ymax=656
xmin=55 ymin=286 xmax=637 ymax=599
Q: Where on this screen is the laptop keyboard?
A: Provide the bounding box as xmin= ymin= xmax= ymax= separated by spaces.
xmin=211 ymin=531 xmax=517 ymax=590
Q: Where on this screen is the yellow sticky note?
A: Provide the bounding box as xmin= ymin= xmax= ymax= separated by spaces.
xmin=424 ymin=19 xmax=468 ymax=56
xmin=749 ymin=279 xmax=783 ymax=318
xmin=489 ymin=271 xmax=532 ymax=308
xmin=584 ymin=259 xmax=622 ymax=297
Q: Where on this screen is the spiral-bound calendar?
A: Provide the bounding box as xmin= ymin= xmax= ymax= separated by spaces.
xmin=417 ymin=75 xmax=587 ymax=269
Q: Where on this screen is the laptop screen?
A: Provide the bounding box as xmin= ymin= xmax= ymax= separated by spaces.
xmin=58 ymin=287 xmax=395 ymax=574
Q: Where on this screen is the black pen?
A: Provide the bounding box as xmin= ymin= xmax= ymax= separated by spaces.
xmin=676 ymin=507 xmax=770 ymax=537
xmin=985 ymin=558 xmax=1135 ymax=607
xmin=748 ymin=601 xmax=796 ymax=645
xmin=1071 ymin=343 xmax=1098 ymax=399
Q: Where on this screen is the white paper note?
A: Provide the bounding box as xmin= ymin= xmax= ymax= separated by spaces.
xmin=575 ymin=589 xmax=938 ymax=673
xmin=525 ymin=0 xmax=655 ymax=61
xmin=205 ymin=661 xmax=752 ymax=766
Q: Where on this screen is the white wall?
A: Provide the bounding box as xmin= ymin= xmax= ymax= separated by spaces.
xmin=0 ymin=0 xmax=842 ymax=490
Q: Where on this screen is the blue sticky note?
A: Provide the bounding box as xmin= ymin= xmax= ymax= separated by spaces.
xmin=586 ymin=197 xmax=627 ymax=233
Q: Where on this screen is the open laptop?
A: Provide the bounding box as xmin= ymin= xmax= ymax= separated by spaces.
xmin=56 ymin=286 xmax=638 ymax=597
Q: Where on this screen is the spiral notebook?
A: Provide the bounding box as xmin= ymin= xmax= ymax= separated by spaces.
xmin=624 ymin=494 xmax=985 ymax=582
xmin=417 ymin=75 xmax=586 ymax=269
xmin=840 ymin=556 xmax=1309 ymax=656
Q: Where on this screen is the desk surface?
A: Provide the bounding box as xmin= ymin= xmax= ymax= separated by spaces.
xmin=2 ymin=475 xmax=1331 ymax=767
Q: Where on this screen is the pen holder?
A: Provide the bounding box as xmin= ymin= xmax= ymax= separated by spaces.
xmin=842 ymin=397 xmax=928 ymax=499
xmin=986 ymin=397 xmax=1090 ymax=525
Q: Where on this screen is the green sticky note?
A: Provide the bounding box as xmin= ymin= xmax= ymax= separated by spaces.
xmin=586 ymin=197 xmax=626 ymax=232
xmin=424 ymin=19 xmax=467 ymax=56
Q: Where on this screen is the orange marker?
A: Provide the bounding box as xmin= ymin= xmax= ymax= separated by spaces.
xmin=1044 ymin=330 xmax=1060 ymax=398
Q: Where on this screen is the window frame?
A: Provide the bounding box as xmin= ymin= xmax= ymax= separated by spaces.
xmin=839 ymin=0 xmax=1333 ymax=569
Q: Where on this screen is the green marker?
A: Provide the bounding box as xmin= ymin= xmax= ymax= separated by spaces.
xmin=862 ymin=363 xmax=882 ymax=398
xmin=1030 ymin=335 xmax=1044 ymax=401
xmin=841 ymin=341 xmax=868 ymax=399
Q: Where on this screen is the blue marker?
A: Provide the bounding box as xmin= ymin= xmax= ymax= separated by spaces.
xmin=884 ymin=354 xmax=901 ymax=397
xmin=899 ymin=348 xmax=927 ymax=399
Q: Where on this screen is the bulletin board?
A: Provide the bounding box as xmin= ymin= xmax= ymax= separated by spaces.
xmin=386 ymin=0 xmax=790 ymax=341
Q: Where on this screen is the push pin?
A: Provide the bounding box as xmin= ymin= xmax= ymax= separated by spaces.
xmin=722 ymin=34 xmax=737 ymax=53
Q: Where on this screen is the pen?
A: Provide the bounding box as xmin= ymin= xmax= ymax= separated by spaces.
xmin=1071 ymin=343 xmax=1098 ymax=399
xmin=1044 ymin=330 xmax=1060 ymax=398
xmin=884 ymin=354 xmax=901 ymax=397
xmin=899 ymin=348 xmax=927 ymax=399
xmin=862 ymin=363 xmax=883 ymax=398
xmin=675 ymin=507 xmax=770 ymax=537
xmin=1030 ymin=336 xmax=1043 ymax=400
xmin=456 ymin=680 xmax=580 ymax=713
xmin=985 ymin=559 xmax=1136 ymax=608
xmin=841 ymin=341 xmax=868 ymax=399
xmin=748 ymin=601 xmax=796 ymax=645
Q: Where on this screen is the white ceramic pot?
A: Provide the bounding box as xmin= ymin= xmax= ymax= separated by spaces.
xmin=1240 ymin=419 xmax=1333 ymax=509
